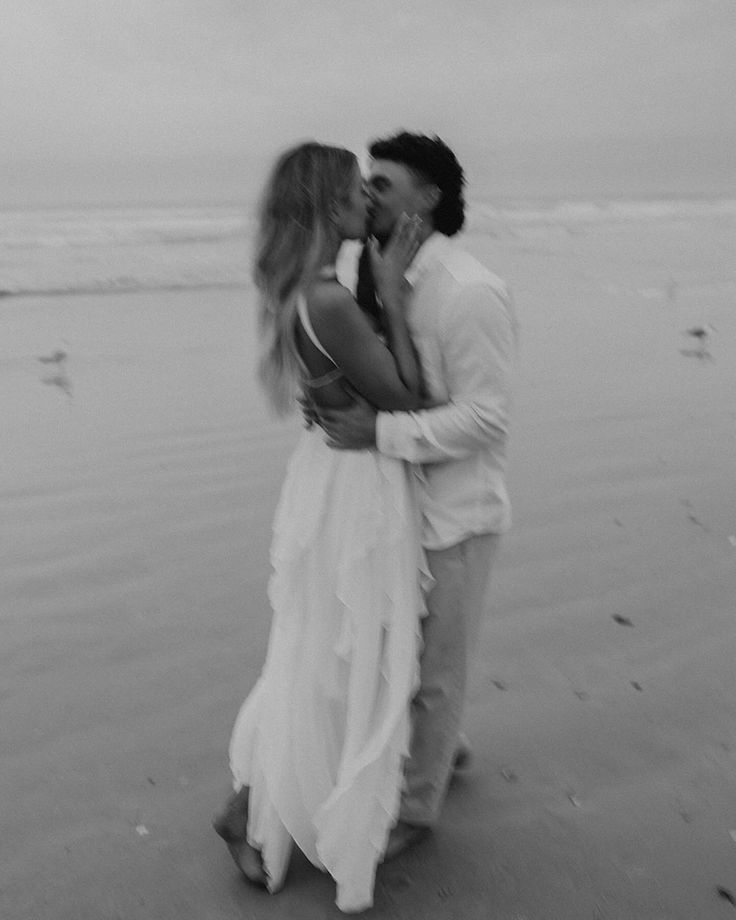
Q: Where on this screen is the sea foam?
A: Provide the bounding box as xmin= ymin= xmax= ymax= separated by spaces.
xmin=2 ymin=199 xmax=734 ymax=298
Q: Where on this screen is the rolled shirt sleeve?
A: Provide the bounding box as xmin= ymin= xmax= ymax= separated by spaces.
xmin=376 ymin=282 xmax=517 ymax=464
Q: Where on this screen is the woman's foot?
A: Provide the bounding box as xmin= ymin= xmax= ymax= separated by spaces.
xmin=212 ymin=787 xmax=267 ymax=887
xmin=225 ymin=838 xmax=268 ymax=887
xmin=382 ymin=821 xmax=430 ymax=861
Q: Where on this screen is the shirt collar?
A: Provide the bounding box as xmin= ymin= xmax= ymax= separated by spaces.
xmin=405 ymin=231 xmax=452 ymax=288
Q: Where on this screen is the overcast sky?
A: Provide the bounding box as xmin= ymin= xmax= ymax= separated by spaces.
xmin=3 ymin=0 xmax=735 ymax=206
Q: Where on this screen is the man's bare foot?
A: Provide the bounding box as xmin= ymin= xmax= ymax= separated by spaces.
xmin=212 ymin=787 xmax=267 ymax=887
xmin=382 ymin=821 xmax=430 ymax=861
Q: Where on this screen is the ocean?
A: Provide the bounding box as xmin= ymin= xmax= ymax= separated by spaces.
xmin=2 ymin=198 xmax=735 ymax=299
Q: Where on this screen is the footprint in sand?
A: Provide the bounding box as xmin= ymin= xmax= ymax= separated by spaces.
xmin=37 ymin=349 xmax=68 ymax=365
xmin=38 ymin=349 xmax=72 ymax=397
xmin=680 ymin=324 xmax=715 ymax=361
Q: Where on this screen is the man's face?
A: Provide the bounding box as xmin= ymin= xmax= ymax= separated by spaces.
xmin=366 ymin=159 xmax=427 ymax=242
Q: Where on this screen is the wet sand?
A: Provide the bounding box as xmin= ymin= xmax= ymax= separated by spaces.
xmin=2 ymin=214 xmax=736 ymax=919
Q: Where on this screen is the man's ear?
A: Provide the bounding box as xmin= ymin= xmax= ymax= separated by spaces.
xmin=420 ymin=183 xmax=441 ymax=213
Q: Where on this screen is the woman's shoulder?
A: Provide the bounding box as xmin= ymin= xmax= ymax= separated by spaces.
xmin=305 ymin=281 xmax=357 ymax=329
xmin=306 ymin=280 xmax=354 ymax=312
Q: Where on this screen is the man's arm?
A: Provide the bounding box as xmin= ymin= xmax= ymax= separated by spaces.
xmin=377 ymin=282 xmax=517 ymax=463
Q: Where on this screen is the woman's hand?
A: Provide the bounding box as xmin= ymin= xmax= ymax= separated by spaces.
xmin=367 ymin=212 xmax=422 ymax=305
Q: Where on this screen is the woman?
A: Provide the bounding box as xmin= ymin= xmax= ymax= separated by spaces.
xmin=213 ymin=142 xmax=432 ymax=913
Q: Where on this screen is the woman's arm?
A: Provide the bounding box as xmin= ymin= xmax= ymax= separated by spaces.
xmin=366 ymin=216 xmax=424 ymax=397
xmin=308 ymin=213 xmax=425 ymax=411
xmin=308 ymin=286 xmax=423 ymax=411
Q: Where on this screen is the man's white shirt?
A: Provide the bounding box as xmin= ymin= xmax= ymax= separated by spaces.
xmin=376 ymin=232 xmax=519 ymax=550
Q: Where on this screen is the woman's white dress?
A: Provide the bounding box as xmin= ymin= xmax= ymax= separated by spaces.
xmin=227 ymin=296 xmax=430 ymax=913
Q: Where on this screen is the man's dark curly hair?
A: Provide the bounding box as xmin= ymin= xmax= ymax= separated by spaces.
xmin=368 ymin=131 xmax=466 ymax=236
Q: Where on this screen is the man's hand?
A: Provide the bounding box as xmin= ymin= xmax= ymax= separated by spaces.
xmin=319 ymin=394 xmax=378 ymax=451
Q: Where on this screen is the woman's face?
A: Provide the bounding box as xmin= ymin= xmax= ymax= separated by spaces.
xmin=333 ymin=164 xmax=368 ymax=241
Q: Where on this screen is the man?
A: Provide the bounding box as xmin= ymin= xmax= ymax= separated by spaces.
xmin=319 ymin=132 xmax=518 ymax=858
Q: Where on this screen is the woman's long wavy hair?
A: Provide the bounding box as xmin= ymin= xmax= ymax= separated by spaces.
xmin=254 ymin=142 xmax=357 ymax=414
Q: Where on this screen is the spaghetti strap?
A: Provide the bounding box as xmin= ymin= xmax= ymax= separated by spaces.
xmin=296 ymin=294 xmax=336 ymax=364
xmin=295 ymin=293 xmax=344 ymax=389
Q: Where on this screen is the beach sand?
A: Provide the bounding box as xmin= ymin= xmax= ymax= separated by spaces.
xmin=2 ymin=214 xmax=736 ymax=919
